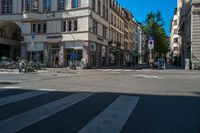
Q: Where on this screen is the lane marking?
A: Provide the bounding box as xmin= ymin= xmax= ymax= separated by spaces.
xmin=0 ymin=86 xmax=21 ymax=89
xmin=78 ymin=95 xmax=139 ymax=133
xmin=0 ymin=92 xmax=94 ymax=133
xmin=0 ymin=91 xmax=49 ymax=106
xmin=113 ymin=69 xmax=121 ymax=72
xmin=124 ymin=69 xmax=132 ymax=72
xmin=102 ymin=69 xmax=112 ymax=72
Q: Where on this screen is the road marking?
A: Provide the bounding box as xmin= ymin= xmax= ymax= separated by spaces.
xmin=124 ymin=69 xmax=132 ymax=72
xmin=0 ymin=90 xmax=49 ymax=106
xmin=78 ymin=95 xmax=139 ymax=133
xmin=0 ymin=86 xmax=21 ymax=89
xmin=37 ymin=88 xmax=56 ymax=91
xmin=102 ymin=69 xmax=112 ymax=72
xmin=0 ymin=92 xmax=94 ymax=133
xmin=134 ymin=75 xmax=162 ymax=79
xmin=113 ymin=69 xmax=121 ymax=72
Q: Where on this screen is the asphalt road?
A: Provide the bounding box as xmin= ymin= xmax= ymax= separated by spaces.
xmin=0 ymin=69 xmax=200 ymax=133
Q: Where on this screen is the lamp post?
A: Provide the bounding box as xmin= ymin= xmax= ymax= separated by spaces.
xmin=30 ymin=33 xmax=35 ymax=61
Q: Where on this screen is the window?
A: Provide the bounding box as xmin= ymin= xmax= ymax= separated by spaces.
xmin=62 ymin=19 xmax=78 ymax=32
xmin=174 ymin=38 xmax=178 ymax=43
xmin=63 ymin=21 xmax=66 ymax=31
xmin=92 ymin=0 xmax=96 ymax=11
xmin=93 ymin=20 xmax=98 ymax=34
xmin=2 ymin=0 xmax=12 ymax=14
xmin=23 ymin=0 xmax=38 ymax=12
xmin=105 ymin=8 xmax=108 ymax=20
xmin=32 ymin=24 xmax=36 ymax=33
xmin=58 ymin=0 xmax=65 ymax=11
xmin=32 ymin=23 xmax=47 ymax=33
xmin=38 ymin=24 xmax=41 ymax=33
xmin=103 ymin=5 xmax=105 ymax=18
xmin=103 ymin=26 xmax=107 ymax=38
xmin=174 ymin=29 xmax=178 ymax=34
xmin=68 ymin=20 xmax=72 ymax=31
xmin=43 ymin=23 xmax=47 ymax=33
xmin=73 ymin=20 xmax=78 ymax=31
xmin=25 ymin=0 xmax=31 ymax=11
xmin=72 ymin=0 xmax=80 ymax=8
xmin=44 ymin=0 xmax=51 ymax=12
xmin=174 ymin=20 xmax=177 ymax=25
xmin=98 ymin=0 xmax=101 ymax=15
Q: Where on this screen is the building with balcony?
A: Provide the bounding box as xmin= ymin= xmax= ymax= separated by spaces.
xmin=109 ymin=0 xmax=125 ymax=66
xmin=179 ymin=0 xmax=200 ymax=69
xmin=170 ymin=8 xmax=181 ymax=64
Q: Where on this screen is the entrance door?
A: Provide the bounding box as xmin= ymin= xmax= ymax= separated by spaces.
xmin=48 ymin=44 xmax=60 ymax=67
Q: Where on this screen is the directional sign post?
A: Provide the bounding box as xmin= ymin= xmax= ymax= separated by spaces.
xmin=148 ymin=36 xmax=154 ymax=68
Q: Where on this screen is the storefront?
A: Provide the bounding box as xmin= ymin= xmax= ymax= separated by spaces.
xmin=64 ymin=41 xmax=83 ymax=67
xmin=26 ymin=42 xmax=45 ymax=62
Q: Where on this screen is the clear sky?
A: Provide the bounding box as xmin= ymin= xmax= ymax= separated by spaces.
xmin=117 ymin=0 xmax=177 ymax=36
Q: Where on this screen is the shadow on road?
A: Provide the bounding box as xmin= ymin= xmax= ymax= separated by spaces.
xmin=0 ymin=88 xmax=199 ymax=133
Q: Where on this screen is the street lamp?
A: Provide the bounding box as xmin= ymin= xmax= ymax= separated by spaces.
xmin=30 ymin=33 xmax=35 ymax=61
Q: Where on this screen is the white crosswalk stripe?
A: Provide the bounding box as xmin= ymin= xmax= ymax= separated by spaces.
xmin=0 ymin=90 xmax=140 ymax=133
xmin=0 ymin=90 xmax=49 ymax=106
xmin=0 ymin=92 xmax=94 ymax=133
xmin=78 ymin=95 xmax=139 ymax=133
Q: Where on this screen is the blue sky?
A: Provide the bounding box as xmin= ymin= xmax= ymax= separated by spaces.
xmin=117 ymin=0 xmax=177 ymax=36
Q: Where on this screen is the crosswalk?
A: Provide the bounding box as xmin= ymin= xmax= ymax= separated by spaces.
xmin=0 ymin=87 xmax=140 ymax=133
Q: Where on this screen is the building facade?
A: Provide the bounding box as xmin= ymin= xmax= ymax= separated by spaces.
xmin=0 ymin=0 xmax=137 ymax=68
xmin=179 ymin=0 xmax=200 ymax=69
xmin=170 ymin=8 xmax=181 ymax=64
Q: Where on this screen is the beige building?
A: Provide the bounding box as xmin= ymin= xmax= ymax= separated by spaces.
xmin=0 ymin=0 xmax=110 ymax=68
xmin=170 ymin=8 xmax=181 ymax=64
xmin=0 ymin=0 xmax=137 ymax=68
xmin=179 ymin=0 xmax=200 ymax=69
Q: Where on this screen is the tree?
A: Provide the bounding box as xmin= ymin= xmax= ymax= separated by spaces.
xmin=143 ymin=11 xmax=169 ymax=58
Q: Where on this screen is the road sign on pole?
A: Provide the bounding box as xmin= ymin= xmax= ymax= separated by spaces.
xmin=148 ymin=36 xmax=154 ymax=50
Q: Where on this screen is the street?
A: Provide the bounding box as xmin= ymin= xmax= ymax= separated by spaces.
xmin=0 ymin=69 xmax=200 ymax=133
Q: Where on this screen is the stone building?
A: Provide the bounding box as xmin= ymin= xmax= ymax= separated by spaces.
xmin=179 ymin=0 xmax=200 ymax=69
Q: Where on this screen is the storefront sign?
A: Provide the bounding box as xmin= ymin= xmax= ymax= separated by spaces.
xmin=46 ymin=35 xmax=62 ymax=39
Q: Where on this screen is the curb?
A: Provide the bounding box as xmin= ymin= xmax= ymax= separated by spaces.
xmin=0 ymin=80 xmax=21 ymax=85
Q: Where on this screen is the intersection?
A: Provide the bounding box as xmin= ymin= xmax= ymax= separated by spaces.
xmin=0 ymin=69 xmax=200 ymax=133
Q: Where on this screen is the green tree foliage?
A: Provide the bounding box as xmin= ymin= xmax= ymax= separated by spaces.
xmin=143 ymin=11 xmax=169 ymax=58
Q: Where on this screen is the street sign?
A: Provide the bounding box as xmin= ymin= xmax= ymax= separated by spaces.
xmin=148 ymin=36 xmax=154 ymax=50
